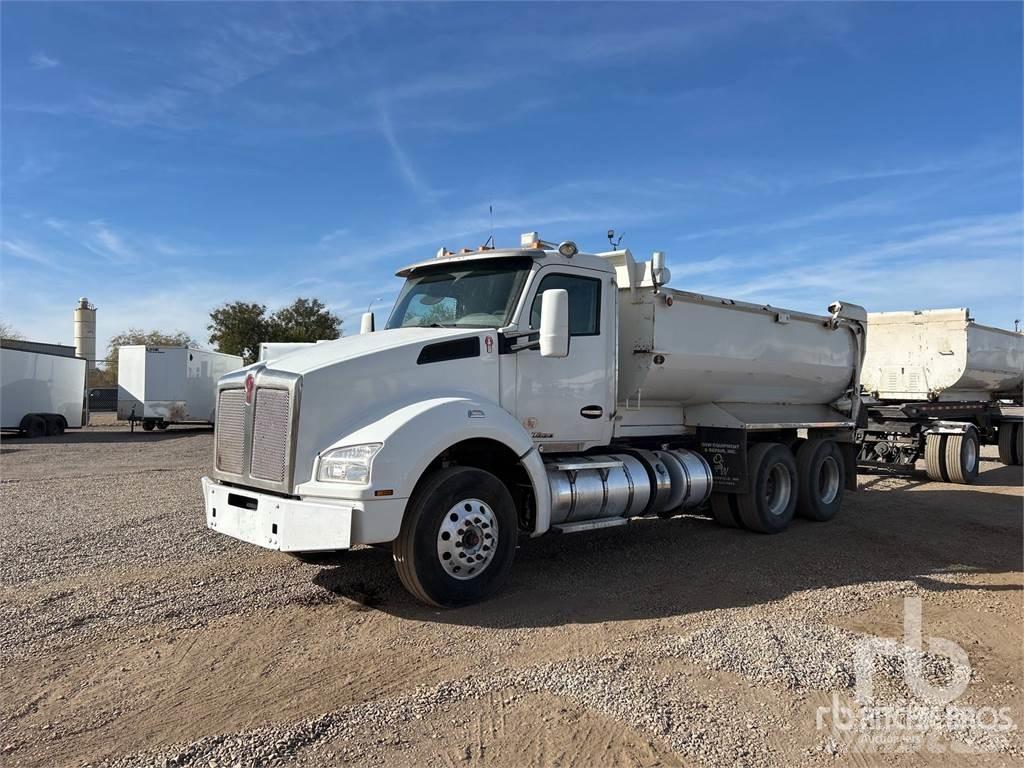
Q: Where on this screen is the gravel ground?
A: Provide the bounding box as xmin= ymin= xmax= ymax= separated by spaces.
xmin=1 ymin=423 xmax=1021 ymax=767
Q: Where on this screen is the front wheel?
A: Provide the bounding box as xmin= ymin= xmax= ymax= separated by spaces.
xmin=393 ymin=466 xmax=517 ymax=607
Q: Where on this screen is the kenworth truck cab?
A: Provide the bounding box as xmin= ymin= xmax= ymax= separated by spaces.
xmin=203 ymin=234 xmax=867 ymax=606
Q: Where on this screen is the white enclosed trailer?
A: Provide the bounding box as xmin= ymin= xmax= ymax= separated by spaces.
xmin=117 ymin=346 xmax=243 ymax=431
xmin=1 ymin=342 xmax=86 ymax=437
xmin=201 ymin=234 xmax=866 ymax=606
xmin=859 ymin=308 xmax=1024 ymax=482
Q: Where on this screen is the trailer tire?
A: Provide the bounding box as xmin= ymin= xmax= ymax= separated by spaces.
xmin=924 ymin=433 xmax=947 ymax=482
xmin=736 ymin=443 xmax=797 ymax=534
xmin=21 ymin=415 xmax=46 ymax=438
xmin=795 ymin=440 xmax=845 ymax=522
xmin=710 ymin=493 xmax=743 ymax=528
xmin=142 ymin=420 xmax=155 ymax=432
xmin=944 ymin=427 xmax=980 ymax=484
xmin=156 ymin=421 xmax=169 ymax=431
xmin=393 ymin=466 xmax=517 ymax=608
xmin=1000 ymin=423 xmax=1022 ymax=466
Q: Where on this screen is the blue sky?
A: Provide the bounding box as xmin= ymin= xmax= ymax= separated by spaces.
xmin=2 ymin=2 xmax=1022 ymax=352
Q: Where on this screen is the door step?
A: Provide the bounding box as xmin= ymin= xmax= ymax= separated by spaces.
xmin=552 ymin=517 xmax=628 ymax=534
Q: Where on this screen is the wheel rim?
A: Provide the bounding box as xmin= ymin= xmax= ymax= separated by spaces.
xmin=437 ymin=498 xmax=498 ymax=580
xmin=765 ymin=464 xmax=792 ymax=516
xmin=818 ymin=456 xmax=841 ymax=505
xmin=964 ymin=437 xmax=977 ymax=473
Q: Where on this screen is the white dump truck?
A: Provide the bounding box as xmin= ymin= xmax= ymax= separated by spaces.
xmin=117 ymin=346 xmax=243 ymax=431
xmin=202 ymin=234 xmax=866 ymax=606
xmin=1 ymin=340 xmax=86 ymax=437
xmin=859 ymin=308 xmax=1024 ymax=483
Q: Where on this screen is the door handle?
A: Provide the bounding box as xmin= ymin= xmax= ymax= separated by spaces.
xmin=580 ymin=405 xmax=603 ymax=419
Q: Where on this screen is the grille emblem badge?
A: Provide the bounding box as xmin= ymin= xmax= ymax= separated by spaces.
xmin=244 ymin=373 xmax=255 ymax=405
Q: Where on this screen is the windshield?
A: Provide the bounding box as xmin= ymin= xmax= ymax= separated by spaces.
xmin=386 ymin=258 xmax=533 ymax=329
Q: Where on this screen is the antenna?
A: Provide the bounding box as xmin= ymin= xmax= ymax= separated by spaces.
xmin=367 ymin=297 xmax=383 ymax=314
xmin=607 ymin=229 xmax=624 ymax=249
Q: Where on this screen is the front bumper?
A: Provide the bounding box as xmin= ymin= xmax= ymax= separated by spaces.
xmin=202 ymin=476 xmax=352 ymax=552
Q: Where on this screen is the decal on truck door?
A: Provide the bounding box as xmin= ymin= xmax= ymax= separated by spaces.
xmin=697 ymin=427 xmax=748 ymax=494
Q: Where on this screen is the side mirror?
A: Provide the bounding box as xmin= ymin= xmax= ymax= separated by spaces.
xmin=360 ymin=312 xmax=375 ymax=334
xmin=539 ymin=289 xmax=569 ymax=358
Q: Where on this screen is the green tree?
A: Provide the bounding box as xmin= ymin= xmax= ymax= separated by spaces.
xmin=269 ymin=298 xmax=342 ymax=343
xmin=207 ymin=298 xmax=343 ymax=365
xmin=207 ymin=302 xmax=269 ymax=365
xmin=104 ymin=328 xmax=198 ymax=381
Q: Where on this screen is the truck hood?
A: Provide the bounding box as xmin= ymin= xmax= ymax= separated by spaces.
xmin=273 ymin=326 xmax=503 ymax=487
xmin=264 ymin=327 xmax=486 ymax=376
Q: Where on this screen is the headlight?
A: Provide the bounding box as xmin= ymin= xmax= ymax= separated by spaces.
xmin=317 ymin=443 xmax=382 ymax=484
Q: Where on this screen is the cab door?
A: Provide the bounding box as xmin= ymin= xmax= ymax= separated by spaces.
xmin=513 ymin=267 xmax=615 ymax=451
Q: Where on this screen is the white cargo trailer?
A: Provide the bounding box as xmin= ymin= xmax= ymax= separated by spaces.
xmin=859 ymin=308 xmax=1024 ymax=482
xmin=201 ymin=234 xmax=866 ymax=606
xmin=1 ymin=342 xmax=86 ymax=437
xmin=117 ymin=346 xmax=243 ymax=431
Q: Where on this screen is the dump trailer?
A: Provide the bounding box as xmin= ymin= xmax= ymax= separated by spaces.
xmin=859 ymin=308 xmax=1024 ymax=483
xmin=117 ymin=346 xmax=243 ymax=431
xmin=1 ymin=341 xmax=86 ymax=437
xmin=201 ymin=234 xmax=866 ymax=606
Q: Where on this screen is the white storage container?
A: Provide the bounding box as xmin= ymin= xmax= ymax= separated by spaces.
xmin=117 ymin=346 xmax=243 ymax=425
xmin=1 ymin=346 xmax=86 ymax=429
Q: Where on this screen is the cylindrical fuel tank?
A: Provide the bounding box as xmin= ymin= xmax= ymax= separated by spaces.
xmin=861 ymin=309 xmax=1024 ymax=401
xmin=546 ymin=449 xmax=714 ymax=525
xmin=617 ymin=291 xmax=862 ymax=405
xmin=547 ymin=453 xmax=650 ymax=525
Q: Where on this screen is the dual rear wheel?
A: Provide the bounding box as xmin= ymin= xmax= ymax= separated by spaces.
xmin=925 ymin=427 xmax=980 ymax=484
xmin=998 ymin=422 xmax=1023 ymax=467
xmin=710 ymin=439 xmax=845 ymax=534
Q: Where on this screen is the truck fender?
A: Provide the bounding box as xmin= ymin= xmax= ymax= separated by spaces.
xmin=311 ymin=397 xmax=552 ymax=537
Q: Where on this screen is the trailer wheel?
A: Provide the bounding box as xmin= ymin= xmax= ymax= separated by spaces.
xmin=709 ymin=493 xmax=743 ymax=528
xmin=156 ymin=421 xmax=169 ymax=431
xmin=21 ymin=415 xmax=46 ymax=438
xmin=795 ymin=440 xmax=845 ymax=522
xmin=924 ymin=433 xmax=947 ymax=482
xmin=944 ymin=426 xmax=980 ymax=484
xmin=998 ymin=423 xmax=1021 ymax=466
xmin=393 ymin=466 xmax=517 ymax=607
xmin=736 ymin=443 xmax=797 ymax=534
xmin=54 ymin=416 xmax=67 ymax=435
xmin=142 ymin=420 xmax=156 ymax=432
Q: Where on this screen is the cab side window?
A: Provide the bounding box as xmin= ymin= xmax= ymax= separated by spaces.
xmin=529 ymin=274 xmax=601 ymax=336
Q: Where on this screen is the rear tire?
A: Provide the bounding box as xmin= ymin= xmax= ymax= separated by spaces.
xmin=142 ymin=420 xmax=155 ymax=432
xmin=710 ymin=493 xmax=742 ymax=528
xmin=925 ymin=433 xmax=946 ymax=481
xmin=43 ymin=415 xmax=60 ymax=436
xmin=1000 ymin=423 xmax=1022 ymax=466
xmin=944 ymin=426 xmax=980 ymax=484
xmin=393 ymin=466 xmax=517 ymax=607
xmin=21 ymin=415 xmax=46 ymax=438
xmin=156 ymin=421 xmax=169 ymax=431
xmin=795 ymin=440 xmax=845 ymax=522
xmin=736 ymin=443 xmax=797 ymax=534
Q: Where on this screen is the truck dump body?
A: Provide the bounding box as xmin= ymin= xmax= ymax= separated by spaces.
xmin=862 ymin=309 xmax=1024 ymax=402
xmin=618 ymin=288 xmax=859 ymax=406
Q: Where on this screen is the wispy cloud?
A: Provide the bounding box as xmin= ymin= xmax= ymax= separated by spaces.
xmin=375 ymin=99 xmax=437 ymax=203
xmin=0 ymin=238 xmax=57 ymax=267
xmin=29 ymin=51 xmax=59 ymax=70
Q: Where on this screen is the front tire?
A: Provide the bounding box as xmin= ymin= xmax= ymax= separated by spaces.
xmin=393 ymin=466 xmax=517 ymax=607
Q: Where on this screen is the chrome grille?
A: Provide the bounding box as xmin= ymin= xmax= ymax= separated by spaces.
xmin=251 ymin=388 xmax=290 ymax=482
xmin=215 ymin=390 xmax=246 ymax=474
